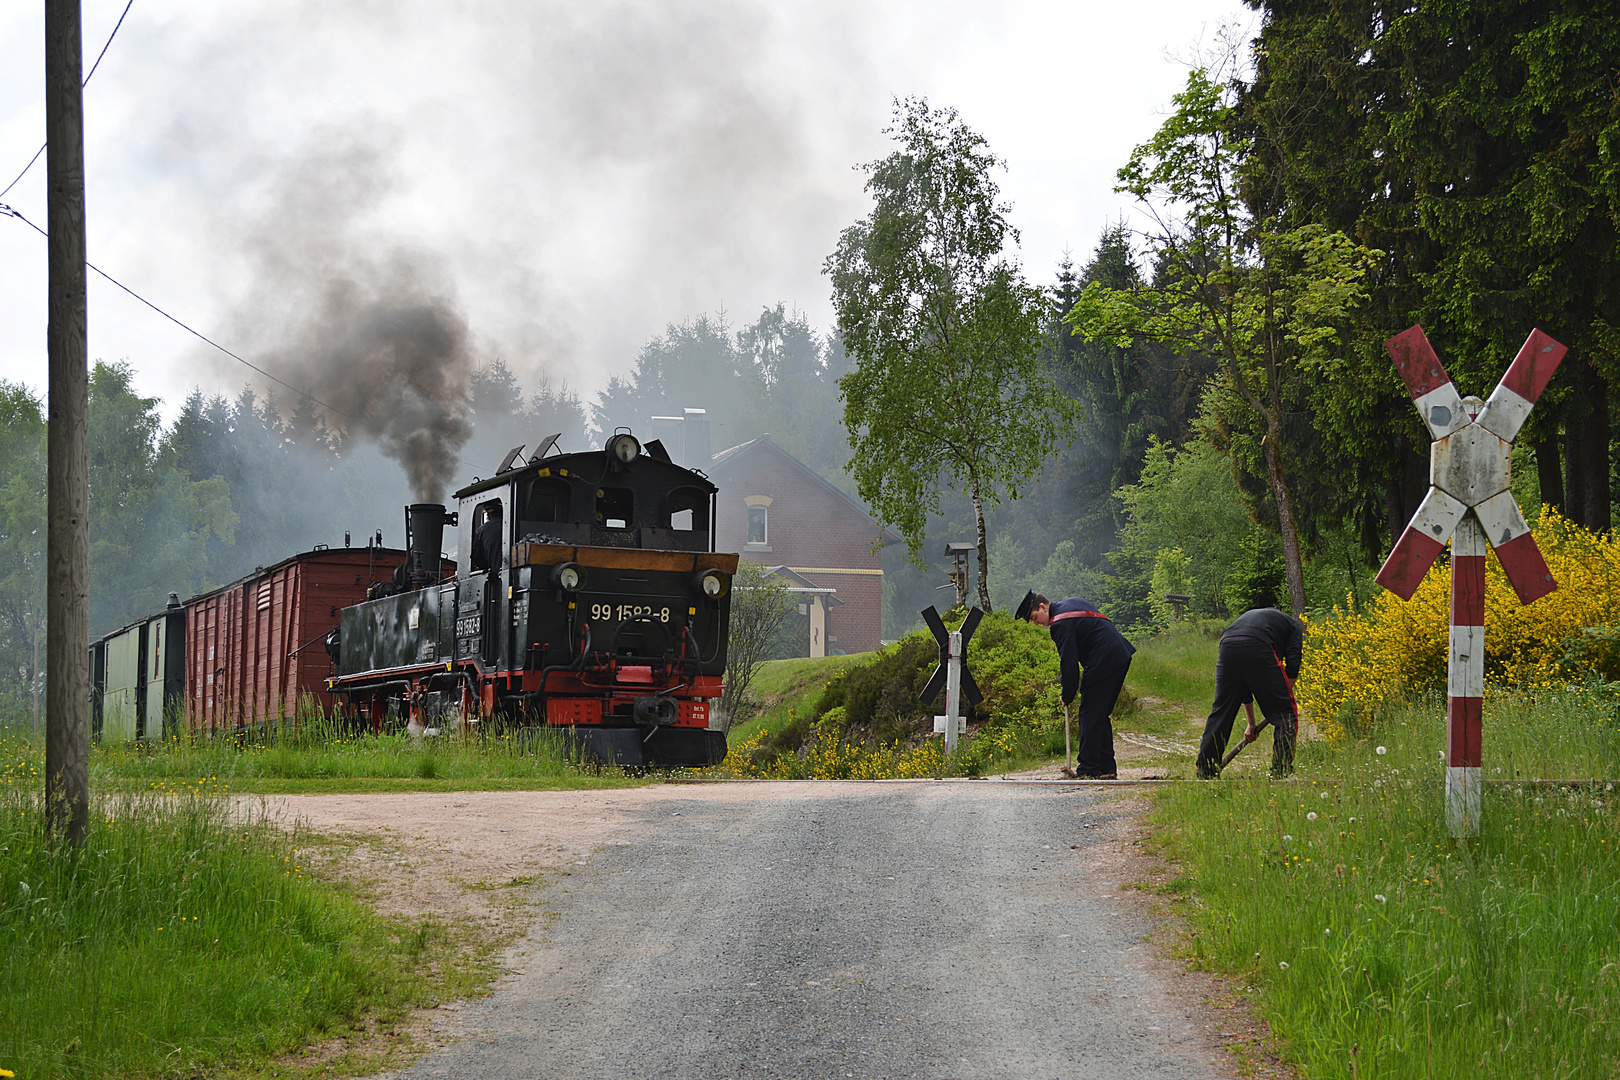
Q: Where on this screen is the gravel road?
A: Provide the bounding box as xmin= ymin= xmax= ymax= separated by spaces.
xmin=387 ymin=781 xmax=1231 ymax=1080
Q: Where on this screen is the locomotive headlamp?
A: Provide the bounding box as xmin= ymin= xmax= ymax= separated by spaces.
xmin=693 ymin=568 xmax=730 ymax=599
xmin=606 ymin=433 xmax=641 ymax=464
xmin=550 ymin=562 xmax=587 ymax=592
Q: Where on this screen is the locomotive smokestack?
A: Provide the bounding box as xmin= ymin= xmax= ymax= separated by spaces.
xmin=404 ymin=503 xmax=453 ymax=589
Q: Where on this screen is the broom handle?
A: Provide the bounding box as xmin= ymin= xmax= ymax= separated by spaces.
xmin=1064 ymin=700 xmax=1073 ymax=771
xmin=1219 ymin=714 xmax=1272 ymax=771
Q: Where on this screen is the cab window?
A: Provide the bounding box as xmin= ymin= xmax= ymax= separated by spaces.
xmin=470 ymin=499 xmax=503 ymax=572
xmin=597 ymin=487 xmax=633 ymax=530
xmin=667 ymin=486 xmax=709 ymax=533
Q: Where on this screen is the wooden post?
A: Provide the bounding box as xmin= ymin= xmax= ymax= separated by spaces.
xmin=1447 ymin=514 xmax=1486 ymax=836
xmin=45 ymin=0 xmax=90 ymax=845
xmin=32 ymin=619 xmax=41 ymax=737
xmin=1376 ymin=326 xmax=1565 ymax=838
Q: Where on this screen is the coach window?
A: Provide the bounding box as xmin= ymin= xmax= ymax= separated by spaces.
xmin=596 ymin=487 xmax=633 ymax=530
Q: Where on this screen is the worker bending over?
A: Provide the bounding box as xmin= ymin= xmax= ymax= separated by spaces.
xmin=1016 ymin=591 xmax=1135 ymax=780
xmin=1196 ymin=606 xmax=1304 ymax=779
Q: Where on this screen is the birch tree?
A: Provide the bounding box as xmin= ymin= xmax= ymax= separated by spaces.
xmin=825 ymin=98 xmax=1080 ymax=612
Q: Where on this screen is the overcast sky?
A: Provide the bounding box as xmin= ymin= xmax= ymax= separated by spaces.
xmin=0 ymin=0 xmax=1253 ymax=427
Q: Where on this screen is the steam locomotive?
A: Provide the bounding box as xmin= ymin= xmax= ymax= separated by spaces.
xmin=324 ymin=430 xmax=735 ymax=767
xmin=88 ymin=429 xmax=736 ymax=769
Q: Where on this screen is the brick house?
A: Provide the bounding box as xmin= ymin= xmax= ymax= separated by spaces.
xmin=708 ymin=436 xmax=898 ymax=655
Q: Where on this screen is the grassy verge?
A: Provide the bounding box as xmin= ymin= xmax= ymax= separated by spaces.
xmin=0 ymin=756 xmax=499 ymax=1078
xmin=84 ymin=723 xmax=647 ymax=794
xmin=1148 ymin=688 xmax=1620 ymax=1077
xmin=709 ymin=626 xmax=1224 ymax=779
xmin=728 ymin=653 xmax=867 ymax=743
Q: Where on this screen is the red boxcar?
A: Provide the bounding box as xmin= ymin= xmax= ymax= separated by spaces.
xmin=183 ymin=546 xmax=449 ymax=732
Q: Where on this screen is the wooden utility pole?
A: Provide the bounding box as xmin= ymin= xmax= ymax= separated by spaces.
xmin=32 ymin=619 xmax=41 ymax=737
xmin=45 ymin=0 xmax=90 ymax=845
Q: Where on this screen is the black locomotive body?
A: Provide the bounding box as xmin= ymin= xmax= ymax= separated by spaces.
xmin=327 ymin=432 xmax=736 ymax=767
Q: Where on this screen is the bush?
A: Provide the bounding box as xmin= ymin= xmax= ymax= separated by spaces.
xmin=1298 ymin=507 xmax=1620 ymax=742
xmin=738 ymin=608 xmax=1072 ymax=776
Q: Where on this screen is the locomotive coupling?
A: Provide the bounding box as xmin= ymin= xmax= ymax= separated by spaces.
xmin=633 ymin=695 xmax=679 ymax=726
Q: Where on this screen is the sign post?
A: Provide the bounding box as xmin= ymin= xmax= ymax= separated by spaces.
xmin=920 ymin=606 xmax=983 ymax=758
xmin=1375 ymin=325 xmax=1565 ymax=837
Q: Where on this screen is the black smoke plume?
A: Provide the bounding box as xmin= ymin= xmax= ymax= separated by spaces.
xmin=269 ymin=272 xmax=473 ymax=504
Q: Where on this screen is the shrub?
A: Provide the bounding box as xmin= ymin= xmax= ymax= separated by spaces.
xmin=1297 ymin=507 xmax=1620 ymax=742
xmin=734 ymin=608 xmax=1071 ymax=776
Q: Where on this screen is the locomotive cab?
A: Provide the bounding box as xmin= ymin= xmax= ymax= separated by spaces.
xmin=330 ymin=431 xmax=737 ymax=768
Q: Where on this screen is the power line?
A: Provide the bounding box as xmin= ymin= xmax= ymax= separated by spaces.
xmin=1 ymin=201 xmax=353 ymax=421
xmin=0 ymin=0 xmax=135 ymax=202
xmin=2 ymin=202 xmax=489 ymax=474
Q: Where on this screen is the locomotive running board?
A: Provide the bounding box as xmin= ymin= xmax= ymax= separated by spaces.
xmin=512 ymin=543 xmax=739 ymax=574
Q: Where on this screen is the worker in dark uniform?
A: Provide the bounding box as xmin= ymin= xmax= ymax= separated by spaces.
xmin=1016 ymin=590 xmax=1135 ymax=779
xmin=1196 ymin=606 xmax=1305 ymax=779
xmin=473 ymin=506 xmax=504 ymax=573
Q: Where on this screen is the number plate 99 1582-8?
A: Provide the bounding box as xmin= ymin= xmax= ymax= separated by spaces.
xmin=589 ymin=602 xmax=672 ymax=623
xmin=455 ymin=614 xmax=481 ymax=638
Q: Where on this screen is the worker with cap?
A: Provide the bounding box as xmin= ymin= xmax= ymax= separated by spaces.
xmin=1015 ymin=590 xmax=1135 ymax=779
xmin=1195 ymin=606 xmax=1304 ymax=779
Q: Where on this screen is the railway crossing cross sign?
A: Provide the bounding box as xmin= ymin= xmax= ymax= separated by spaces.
xmin=1374 ymin=325 xmax=1567 ymax=837
xmin=919 ymin=605 xmax=984 ymax=757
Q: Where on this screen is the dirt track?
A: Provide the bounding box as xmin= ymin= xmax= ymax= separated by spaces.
xmin=258 ymin=783 xmax=1287 ymax=1079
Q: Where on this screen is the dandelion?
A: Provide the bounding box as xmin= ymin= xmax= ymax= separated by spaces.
xmin=1307 ymin=812 xmax=1318 ymax=821
xmin=1324 ymin=927 xmax=1332 ymax=935
xmin=1376 ymin=746 xmax=1387 ymax=756
xmin=1279 ymin=961 xmax=1290 ymax=971
xmin=1375 ymin=894 xmax=1387 ymax=903
xmin=1282 ymin=834 xmax=1293 ymax=842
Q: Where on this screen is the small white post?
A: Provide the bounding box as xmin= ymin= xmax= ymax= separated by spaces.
xmin=944 ymin=629 xmax=962 ymax=757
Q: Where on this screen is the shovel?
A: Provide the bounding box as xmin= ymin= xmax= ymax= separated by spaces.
xmin=1058 ymin=700 xmax=1078 ymax=779
xmin=1218 ymin=703 xmax=1271 ymax=773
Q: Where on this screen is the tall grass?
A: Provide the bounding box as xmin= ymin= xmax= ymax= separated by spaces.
xmin=0 ymin=731 xmax=473 ymax=1078
xmin=87 ymin=710 xmax=636 ymax=792
xmin=1152 ymin=688 xmax=1620 ymax=1077
xmin=1124 ymin=621 xmax=1221 ymax=709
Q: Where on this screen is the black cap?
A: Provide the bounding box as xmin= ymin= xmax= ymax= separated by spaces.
xmin=1014 ymin=590 xmax=1037 ymax=622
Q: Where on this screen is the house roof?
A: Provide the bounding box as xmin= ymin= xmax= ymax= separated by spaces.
xmin=710 ymin=436 xmax=901 ymax=546
xmin=764 ymin=565 xmax=845 ymax=606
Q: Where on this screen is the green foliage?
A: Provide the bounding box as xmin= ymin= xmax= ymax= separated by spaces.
xmin=592 ymin=306 xmax=852 ymax=484
xmin=1147 ymin=546 xmax=1191 ymax=630
xmin=1240 ymin=2 xmax=1620 ymax=535
xmin=826 ymin=97 xmax=1083 ymax=610
xmin=1150 ymin=692 xmax=1620 ymax=1076
xmin=1106 ymin=437 xmax=1257 ymax=631
xmin=1069 ymin=67 xmax=1382 ymax=614
xmin=754 ymin=609 xmax=1063 ymax=763
xmin=1558 ymin=626 xmax=1620 ymax=684
xmin=0 ymin=747 xmax=483 ymax=1078
xmin=0 ymin=383 xmax=46 ymax=717
xmin=721 ymin=562 xmax=797 ymax=729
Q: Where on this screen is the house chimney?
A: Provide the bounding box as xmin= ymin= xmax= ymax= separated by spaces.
xmin=650 ymin=415 xmax=683 ymax=463
xmin=683 ymin=408 xmax=710 ymax=468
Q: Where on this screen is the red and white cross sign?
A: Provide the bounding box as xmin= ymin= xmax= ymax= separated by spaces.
xmin=1375 ymin=325 xmax=1566 ymax=836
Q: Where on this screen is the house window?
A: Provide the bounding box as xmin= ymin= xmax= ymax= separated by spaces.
xmin=747 ymin=506 xmax=767 ymax=544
